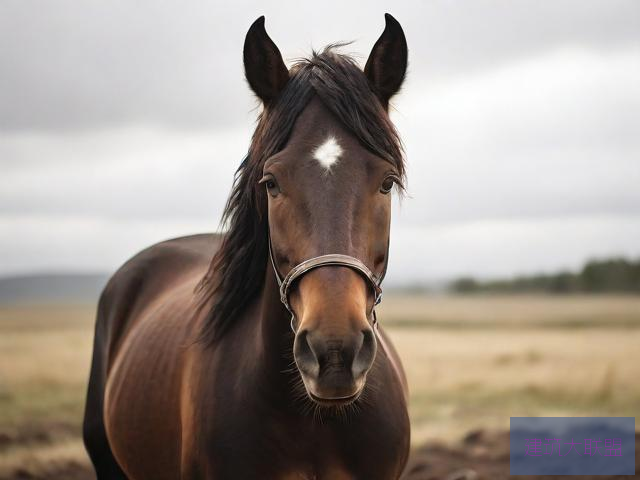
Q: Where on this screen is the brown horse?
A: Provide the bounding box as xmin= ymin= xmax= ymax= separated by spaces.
xmin=83 ymin=14 xmax=410 ymax=480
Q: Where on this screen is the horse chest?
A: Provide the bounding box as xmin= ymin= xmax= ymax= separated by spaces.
xmin=195 ymin=403 xmax=406 ymax=480
xmin=279 ymin=466 xmax=354 ymax=480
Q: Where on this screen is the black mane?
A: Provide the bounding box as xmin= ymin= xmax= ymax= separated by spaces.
xmin=197 ymin=47 xmax=405 ymax=344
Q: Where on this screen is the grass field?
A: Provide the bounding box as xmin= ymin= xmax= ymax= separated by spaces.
xmin=1 ymin=295 xmax=640 ymax=478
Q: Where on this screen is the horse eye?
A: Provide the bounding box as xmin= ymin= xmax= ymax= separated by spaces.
xmin=380 ymin=176 xmax=396 ymax=194
xmin=260 ymin=175 xmax=281 ymax=197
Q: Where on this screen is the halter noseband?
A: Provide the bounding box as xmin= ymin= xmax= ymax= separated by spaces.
xmin=268 ymin=237 xmax=385 ymax=333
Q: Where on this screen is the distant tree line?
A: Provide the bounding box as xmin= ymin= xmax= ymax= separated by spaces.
xmin=449 ymin=257 xmax=640 ymax=294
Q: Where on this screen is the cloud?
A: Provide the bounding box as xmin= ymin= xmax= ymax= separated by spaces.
xmin=0 ymin=126 xmax=248 ymax=220
xmin=2 ymin=47 xmax=638 ymax=225
xmin=1 ymin=0 xmax=639 ymax=279
xmin=0 ymin=214 xmax=215 ymax=275
xmin=1 ymin=0 xmax=638 ymax=131
xmin=393 ymin=46 xmax=640 ymax=224
xmin=386 ymin=215 xmax=640 ymax=284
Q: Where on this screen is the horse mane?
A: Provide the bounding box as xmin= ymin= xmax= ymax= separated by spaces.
xmin=196 ymin=46 xmax=405 ymax=344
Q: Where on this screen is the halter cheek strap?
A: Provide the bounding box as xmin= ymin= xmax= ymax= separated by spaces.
xmin=268 ymin=237 xmax=385 ymax=333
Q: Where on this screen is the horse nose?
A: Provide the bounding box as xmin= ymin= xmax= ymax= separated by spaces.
xmin=294 ymin=327 xmax=377 ymax=399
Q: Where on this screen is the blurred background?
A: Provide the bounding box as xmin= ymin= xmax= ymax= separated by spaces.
xmin=1 ymin=1 xmax=639 ymax=478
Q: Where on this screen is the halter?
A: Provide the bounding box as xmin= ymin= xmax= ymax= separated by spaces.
xmin=268 ymin=236 xmax=386 ymax=333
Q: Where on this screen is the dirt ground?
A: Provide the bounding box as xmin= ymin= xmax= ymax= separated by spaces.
xmin=1 ymin=427 xmax=638 ymax=479
xmin=403 ymin=430 xmax=640 ymax=480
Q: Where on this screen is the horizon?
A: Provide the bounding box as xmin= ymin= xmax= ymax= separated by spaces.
xmin=1 ymin=254 xmax=638 ymax=289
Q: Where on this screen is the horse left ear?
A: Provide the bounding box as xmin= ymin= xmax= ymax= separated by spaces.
xmin=364 ymin=13 xmax=408 ymax=109
xmin=243 ymin=16 xmax=289 ymax=104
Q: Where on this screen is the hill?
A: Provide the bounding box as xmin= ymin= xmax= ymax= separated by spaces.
xmin=449 ymin=257 xmax=640 ymax=294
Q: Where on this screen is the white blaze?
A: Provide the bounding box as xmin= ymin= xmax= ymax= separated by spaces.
xmin=313 ymin=135 xmax=342 ymax=171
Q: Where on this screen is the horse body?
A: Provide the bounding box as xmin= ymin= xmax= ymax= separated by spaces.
xmin=84 ymin=14 xmax=412 ymax=480
xmin=86 ymin=235 xmax=409 ymax=479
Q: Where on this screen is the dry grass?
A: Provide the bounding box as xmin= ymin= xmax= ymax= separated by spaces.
xmin=377 ymin=295 xmax=640 ymax=443
xmin=389 ymin=327 xmax=640 ymax=444
xmin=379 ymin=293 xmax=640 ymax=328
xmin=1 ymin=296 xmax=639 ymax=474
xmin=0 ymin=305 xmax=95 ymax=428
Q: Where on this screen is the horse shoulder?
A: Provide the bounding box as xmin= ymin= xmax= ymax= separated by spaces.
xmin=98 ymin=234 xmax=219 ymax=364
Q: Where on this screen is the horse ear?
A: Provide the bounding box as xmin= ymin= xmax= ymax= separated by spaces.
xmin=243 ymin=16 xmax=289 ymax=104
xmin=364 ymin=13 xmax=408 ymax=109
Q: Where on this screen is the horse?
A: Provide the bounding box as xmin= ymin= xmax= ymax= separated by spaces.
xmin=83 ymin=14 xmax=410 ymax=479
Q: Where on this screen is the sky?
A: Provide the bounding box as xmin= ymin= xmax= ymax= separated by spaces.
xmin=1 ymin=0 xmax=639 ymax=285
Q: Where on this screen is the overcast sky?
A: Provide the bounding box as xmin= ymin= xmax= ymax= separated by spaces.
xmin=1 ymin=0 xmax=639 ymax=284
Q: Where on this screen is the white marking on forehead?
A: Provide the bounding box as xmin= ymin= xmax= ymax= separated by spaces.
xmin=313 ymin=135 xmax=343 ymax=171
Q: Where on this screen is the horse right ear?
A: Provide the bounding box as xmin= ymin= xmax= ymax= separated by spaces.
xmin=243 ymin=16 xmax=289 ymax=104
xmin=365 ymin=14 xmax=408 ymax=109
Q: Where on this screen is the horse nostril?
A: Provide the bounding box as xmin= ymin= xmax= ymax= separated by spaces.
xmin=352 ymin=328 xmax=376 ymax=379
xmin=293 ymin=329 xmax=320 ymax=377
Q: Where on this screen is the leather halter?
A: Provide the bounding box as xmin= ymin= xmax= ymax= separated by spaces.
xmin=268 ymin=236 xmax=385 ymax=333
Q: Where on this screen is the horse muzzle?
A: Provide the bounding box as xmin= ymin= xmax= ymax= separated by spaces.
xmin=293 ymin=325 xmax=377 ymax=405
xmin=267 ymin=236 xmax=385 ymax=405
